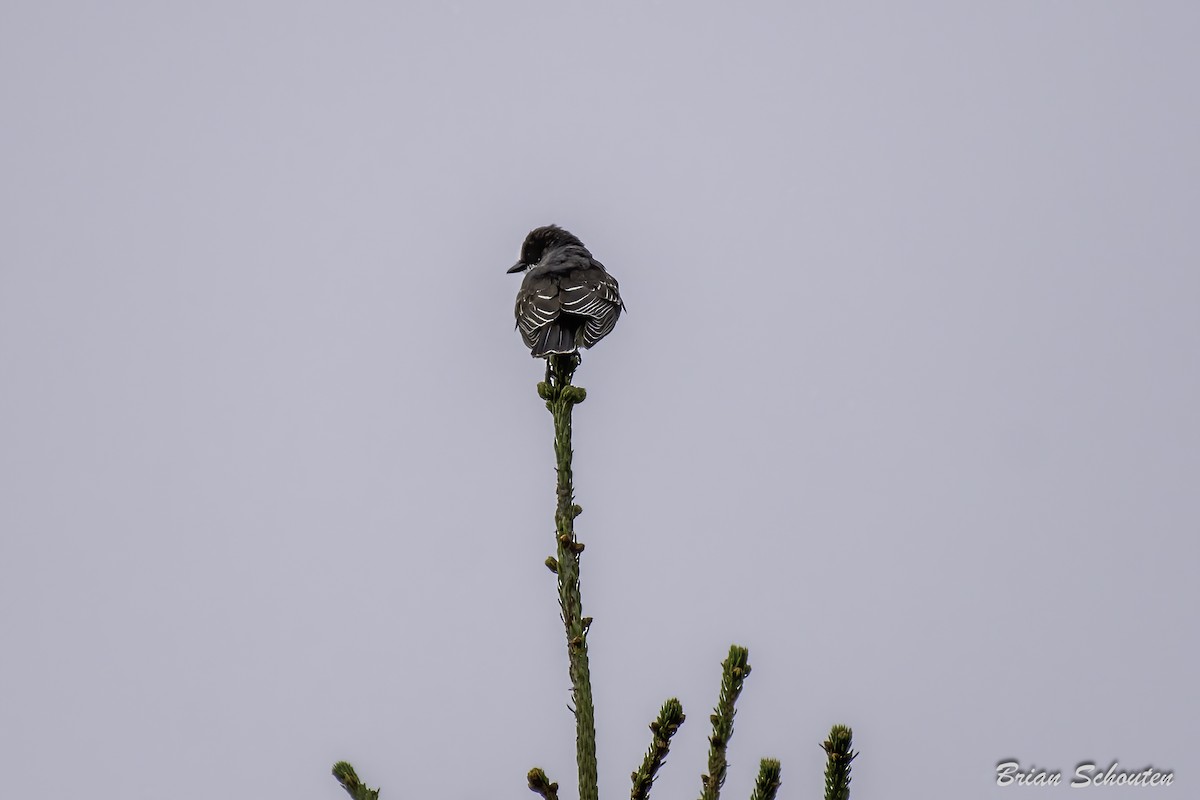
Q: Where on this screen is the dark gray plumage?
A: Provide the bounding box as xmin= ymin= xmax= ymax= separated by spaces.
xmin=507 ymin=225 xmax=624 ymax=358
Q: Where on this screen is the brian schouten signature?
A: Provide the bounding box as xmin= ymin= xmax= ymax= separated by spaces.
xmin=996 ymin=760 xmax=1174 ymax=788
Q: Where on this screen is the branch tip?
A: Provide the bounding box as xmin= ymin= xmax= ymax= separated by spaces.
xmin=331 ymin=761 xmax=380 ymax=800
xmin=821 ymin=725 xmax=856 ymax=800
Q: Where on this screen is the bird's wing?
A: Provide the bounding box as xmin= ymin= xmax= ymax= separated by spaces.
xmin=560 ymin=267 xmax=623 ymax=348
xmin=560 ymin=267 xmax=620 ymax=316
xmin=514 ymin=273 xmax=563 ymax=344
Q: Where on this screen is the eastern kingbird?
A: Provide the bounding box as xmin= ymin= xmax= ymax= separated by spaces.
xmin=507 ymin=225 xmax=624 ymax=358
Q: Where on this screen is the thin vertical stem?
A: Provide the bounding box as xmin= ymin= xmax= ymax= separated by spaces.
xmin=539 ymin=353 xmax=598 ymax=800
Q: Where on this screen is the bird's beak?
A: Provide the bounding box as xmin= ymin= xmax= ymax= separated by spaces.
xmin=507 ymin=261 xmax=526 ymax=274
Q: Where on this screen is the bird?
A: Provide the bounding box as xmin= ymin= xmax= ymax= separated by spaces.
xmin=507 ymin=225 xmax=624 ymax=358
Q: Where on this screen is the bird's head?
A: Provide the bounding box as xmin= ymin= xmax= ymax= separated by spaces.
xmin=507 ymin=224 xmax=586 ymax=273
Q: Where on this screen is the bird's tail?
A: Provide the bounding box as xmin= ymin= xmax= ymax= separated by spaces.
xmin=530 ymin=323 xmax=579 ymax=358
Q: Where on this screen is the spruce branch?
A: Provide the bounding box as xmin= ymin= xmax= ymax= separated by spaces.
xmin=527 ymin=768 xmax=560 ymax=800
xmin=699 ymin=645 xmax=752 ymax=800
xmin=331 ymin=761 xmax=380 ymax=800
xmin=821 ymin=725 xmax=856 ymax=800
xmin=630 ymin=698 xmax=686 ymax=800
xmin=538 ymin=353 xmax=599 ymax=800
xmin=749 ymin=759 xmax=781 ymax=800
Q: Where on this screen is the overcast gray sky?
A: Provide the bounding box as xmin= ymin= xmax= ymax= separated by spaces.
xmin=2 ymin=3 xmax=1197 ymax=799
